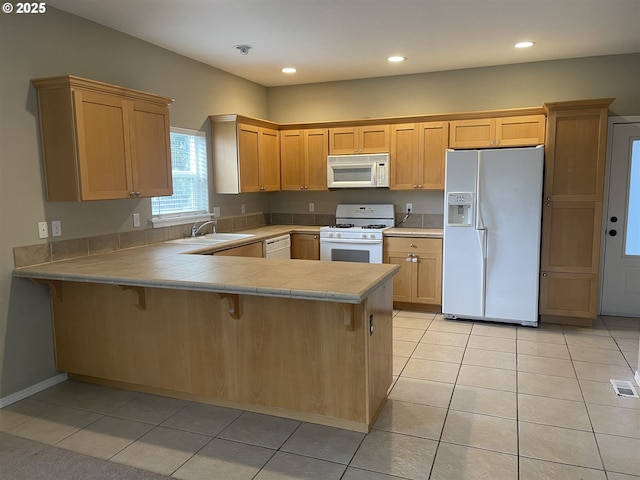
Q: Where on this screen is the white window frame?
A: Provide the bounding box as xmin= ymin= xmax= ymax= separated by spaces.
xmin=151 ymin=127 xmax=211 ymax=228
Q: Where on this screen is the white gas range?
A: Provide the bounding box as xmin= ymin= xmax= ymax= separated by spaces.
xmin=319 ymin=204 xmax=395 ymax=263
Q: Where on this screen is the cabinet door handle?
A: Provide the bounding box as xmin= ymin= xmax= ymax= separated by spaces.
xmin=409 ymin=243 xmax=416 ymax=248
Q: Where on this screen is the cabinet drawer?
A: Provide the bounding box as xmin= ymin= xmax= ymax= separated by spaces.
xmin=384 ymin=237 xmax=442 ymax=254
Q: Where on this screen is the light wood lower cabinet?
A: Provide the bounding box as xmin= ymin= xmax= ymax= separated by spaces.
xmin=212 ymin=241 xmax=264 ymax=257
xmin=291 ymin=233 xmax=320 ymax=260
xmin=384 ymin=237 xmax=442 ymax=309
xmin=48 ymin=280 xmax=393 ymax=432
xmin=540 ymin=272 xmax=598 ymax=323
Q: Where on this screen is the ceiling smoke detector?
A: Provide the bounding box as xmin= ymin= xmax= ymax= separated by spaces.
xmin=234 ymin=44 xmax=253 ymax=55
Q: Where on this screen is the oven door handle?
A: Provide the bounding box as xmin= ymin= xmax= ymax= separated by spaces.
xmin=320 ymin=238 xmax=382 ymax=245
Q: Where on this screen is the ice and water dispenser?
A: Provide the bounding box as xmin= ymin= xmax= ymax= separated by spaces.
xmin=447 ymin=192 xmax=473 ymax=226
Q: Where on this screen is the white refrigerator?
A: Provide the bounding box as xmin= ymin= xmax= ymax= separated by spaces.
xmin=442 ymin=146 xmax=544 ymax=326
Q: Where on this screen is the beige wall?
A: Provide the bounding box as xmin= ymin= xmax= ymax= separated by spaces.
xmin=0 ymin=8 xmax=269 ymax=398
xmin=267 ymin=53 xmax=640 ymax=216
xmin=267 ymin=54 xmax=640 ymax=123
xmin=1 ymin=6 xmax=639 ymax=399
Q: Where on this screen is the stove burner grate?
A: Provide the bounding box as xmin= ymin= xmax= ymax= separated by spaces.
xmin=362 ymin=224 xmax=388 ymax=229
xmin=331 ymin=224 xmax=355 ymax=228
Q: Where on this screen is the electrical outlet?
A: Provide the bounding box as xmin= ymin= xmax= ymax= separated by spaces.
xmin=406 ymin=203 xmax=413 ymax=213
xmin=51 ymin=220 xmax=62 ymax=237
xmin=132 ymin=213 xmax=140 ymax=228
xmin=241 ymin=204 xmax=246 ymax=214
xmin=213 ymin=206 xmax=221 ymax=217
xmin=309 ymin=202 xmax=315 ymax=212
xmin=38 ymin=221 xmax=48 ymax=239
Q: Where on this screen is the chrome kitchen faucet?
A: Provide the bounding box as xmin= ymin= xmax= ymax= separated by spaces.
xmin=191 ymin=220 xmax=217 ymax=237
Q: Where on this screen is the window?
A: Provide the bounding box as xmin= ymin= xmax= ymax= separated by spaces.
xmin=152 ymin=128 xmax=209 ymax=218
xmin=625 ymin=139 xmax=640 ymax=255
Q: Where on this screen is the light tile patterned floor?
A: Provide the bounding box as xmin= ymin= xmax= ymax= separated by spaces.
xmin=1 ymin=311 xmax=639 ymax=479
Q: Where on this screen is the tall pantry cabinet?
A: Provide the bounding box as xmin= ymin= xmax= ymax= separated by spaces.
xmin=539 ymin=98 xmax=614 ymax=326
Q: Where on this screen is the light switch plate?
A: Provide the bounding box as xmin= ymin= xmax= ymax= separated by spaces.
xmin=132 ymin=213 xmax=140 ymax=228
xmin=213 ymin=206 xmax=221 ymax=217
xmin=309 ymin=203 xmax=315 ymax=212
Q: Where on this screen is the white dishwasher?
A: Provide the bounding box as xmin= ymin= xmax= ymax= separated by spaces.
xmin=264 ymin=234 xmax=291 ymax=259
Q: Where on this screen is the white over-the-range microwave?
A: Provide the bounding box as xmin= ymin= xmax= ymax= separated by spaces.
xmin=326 ymin=153 xmax=390 ymax=188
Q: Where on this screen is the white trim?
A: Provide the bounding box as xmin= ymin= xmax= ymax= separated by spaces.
xmin=0 ymin=372 xmax=67 ymax=408
xmin=599 ymin=115 xmax=640 ymax=315
xmin=635 ymin=370 xmax=640 ymax=388
xmin=171 ymin=126 xmax=206 ymax=137
xmin=151 ymin=213 xmax=212 ymax=228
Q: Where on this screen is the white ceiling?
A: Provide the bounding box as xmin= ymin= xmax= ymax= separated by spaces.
xmin=48 ymin=0 xmax=640 ymax=87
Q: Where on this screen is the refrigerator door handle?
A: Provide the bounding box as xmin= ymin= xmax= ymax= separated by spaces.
xmin=476 ymin=155 xmax=484 ymax=230
xmin=476 ymin=228 xmax=487 ymax=316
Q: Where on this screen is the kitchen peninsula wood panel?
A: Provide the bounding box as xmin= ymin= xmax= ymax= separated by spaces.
xmin=32 ymin=75 xmax=173 ymax=201
xmin=47 ymin=279 xmax=393 ymax=432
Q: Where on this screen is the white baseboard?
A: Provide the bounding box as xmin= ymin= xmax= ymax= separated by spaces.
xmin=0 ymin=373 xmax=68 ymax=408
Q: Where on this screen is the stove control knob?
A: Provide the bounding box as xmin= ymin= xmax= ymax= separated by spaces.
xmin=328 ymin=233 xmax=333 ymax=238
xmin=369 ymin=234 xmax=375 ymax=239
xmin=336 ymin=233 xmax=341 ymax=238
xmin=362 ymin=233 xmax=367 ymax=238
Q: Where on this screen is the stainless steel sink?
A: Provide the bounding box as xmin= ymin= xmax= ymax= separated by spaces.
xmin=166 ymin=233 xmax=255 ymax=245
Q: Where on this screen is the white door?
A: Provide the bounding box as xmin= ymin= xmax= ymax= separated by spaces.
xmin=601 ymin=119 xmax=640 ymax=316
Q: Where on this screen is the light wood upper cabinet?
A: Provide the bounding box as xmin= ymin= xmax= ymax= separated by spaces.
xmin=32 ymin=75 xmax=173 ymax=201
xmin=544 ymin=108 xmax=608 ymax=202
xmin=390 ymin=122 xmax=448 ymax=190
xmin=238 ymin=124 xmax=280 ymax=193
xmin=211 ymin=115 xmax=280 ymax=194
xmin=449 ymin=115 xmax=545 ymax=149
xmin=280 ymin=129 xmax=328 ymax=191
xmin=384 ymin=237 xmax=442 ymax=306
xmin=329 ymin=125 xmax=390 ymax=154
xmin=539 ymin=98 xmax=613 ymax=324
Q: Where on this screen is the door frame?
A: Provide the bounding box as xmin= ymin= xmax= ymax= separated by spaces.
xmin=599 ymin=115 xmax=640 ymax=314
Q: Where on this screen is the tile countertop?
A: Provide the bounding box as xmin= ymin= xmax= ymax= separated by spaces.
xmin=384 ymin=228 xmax=443 ymax=238
xmin=13 ymin=225 xmax=399 ymax=305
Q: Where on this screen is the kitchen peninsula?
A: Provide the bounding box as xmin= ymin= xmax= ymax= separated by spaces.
xmin=13 ymin=238 xmax=398 ymax=433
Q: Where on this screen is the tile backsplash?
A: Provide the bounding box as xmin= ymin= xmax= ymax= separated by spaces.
xmin=14 ymin=211 xmax=442 ymax=269
xmin=13 ymin=213 xmax=268 ymax=269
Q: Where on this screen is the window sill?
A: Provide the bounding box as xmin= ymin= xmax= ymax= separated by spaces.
xmin=151 ymin=213 xmax=212 ymax=228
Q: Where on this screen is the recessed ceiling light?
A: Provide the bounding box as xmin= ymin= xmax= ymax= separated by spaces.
xmin=514 ymin=41 xmax=535 ymax=49
xmin=282 ymin=67 xmax=297 ymax=74
xmin=387 ymin=56 xmax=407 ymax=63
